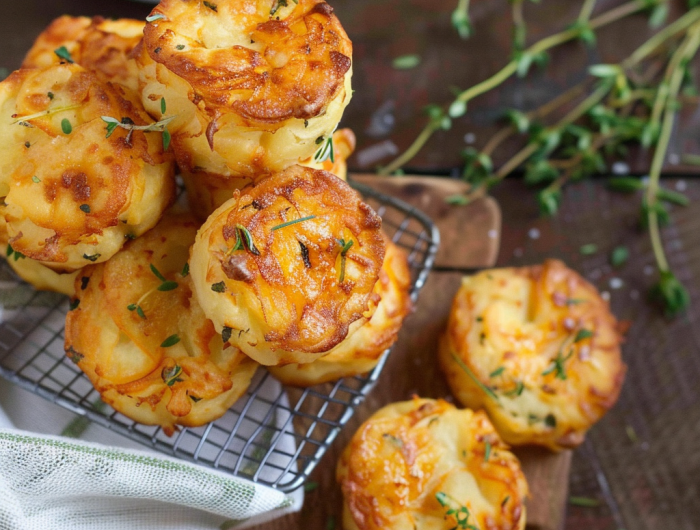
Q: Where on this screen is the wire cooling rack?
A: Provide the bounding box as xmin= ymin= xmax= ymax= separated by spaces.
xmin=0 ymin=181 xmax=439 ymax=493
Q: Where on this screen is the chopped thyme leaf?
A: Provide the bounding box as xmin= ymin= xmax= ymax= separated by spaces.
xmin=176 ymin=44 xmax=185 ymax=50
xmin=161 ymin=364 xmax=183 ymax=385
xmin=565 ymin=297 xmax=586 ymax=305
xmin=160 ymin=97 xmax=166 ymax=114
xmin=54 ymin=46 xmax=74 ymax=63
xmin=203 ymin=1 xmax=218 ymax=12
xmin=189 ymin=394 xmax=202 ymax=402
xmin=61 ymin=119 xmax=72 ymax=134
xmin=150 ymin=263 xmax=167 ymax=282
xmin=66 ymin=345 xmax=84 ymax=364
xmin=32 ymin=176 xmax=40 ymax=183
xmin=304 ymin=481 xmax=319 ymax=492
xmin=504 ymin=380 xmax=524 ymax=397
xmin=299 ymin=241 xmax=311 ymax=268
xmin=544 ymin=414 xmax=557 ymax=427
xmin=146 ymin=13 xmax=166 ymax=22
xmin=315 ymin=136 xmax=324 ymax=145
xmin=80 ymin=276 xmax=90 ymax=290
xmin=222 ymin=326 xmax=232 ymax=343
xmin=484 ymin=441 xmax=491 ymax=462
xmin=489 ymin=366 xmax=505 ymax=378
xmin=125 ymin=233 xmax=136 ymax=240
xmin=271 ymin=215 xmax=316 ymax=231
xmin=542 ymin=346 xmax=574 ymax=380
xmin=83 ymin=253 xmax=100 ymax=262
xmin=501 ymin=496 xmax=510 ymax=507
xmin=476 ymin=316 xmax=483 ymax=322
xmin=574 ymin=328 xmax=594 ymax=342
xmin=24 ymin=142 xmax=30 ymax=148
xmin=48 ymin=92 xmax=54 ymax=100
xmin=569 ymin=496 xmax=600 ymax=508
xmin=127 ymin=303 xmax=137 ymax=311
xmin=181 ymin=262 xmax=190 ymax=277
xmin=162 ymin=128 xmax=171 ymax=150
xmin=79 ymin=204 xmax=90 ymax=213
xmin=211 ymin=281 xmax=226 ymax=293
xmin=136 ymin=306 xmax=146 ymax=319
xmin=68 ymin=299 xmax=80 ymax=311
xmin=303 ymin=119 xmax=308 ymax=127
xmin=337 ymin=238 xmax=354 ymax=282
xmin=436 ymin=491 xmax=478 ymax=530
xmin=158 ymin=281 xmax=178 ymax=291
xmin=160 ymin=335 xmax=181 ymax=348
xmin=270 ymin=0 xmax=288 ymax=16
xmin=382 ymin=433 xmax=403 ymax=448
xmin=450 ymin=351 xmax=499 ymax=401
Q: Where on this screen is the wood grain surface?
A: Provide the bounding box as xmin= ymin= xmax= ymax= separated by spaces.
xmin=251 ymin=175 xmax=570 ymax=530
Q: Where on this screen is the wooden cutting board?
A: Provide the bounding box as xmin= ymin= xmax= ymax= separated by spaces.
xmin=251 ymin=175 xmax=571 ymax=530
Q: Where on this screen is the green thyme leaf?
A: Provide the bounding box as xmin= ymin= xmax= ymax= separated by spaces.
xmin=158 ymin=281 xmax=178 ymax=292
xmin=392 ymin=54 xmax=421 ymax=70
xmin=181 ymin=262 xmax=190 ymax=277
xmin=544 ymin=414 xmax=557 ymax=427
xmin=484 ymin=441 xmax=492 ymax=462
xmin=271 ymin=215 xmax=316 ymax=231
xmin=61 ymin=119 xmax=72 ymax=134
xmin=222 ymin=326 xmax=232 ymax=343
xmin=47 ymin=92 xmax=54 ymax=100
xmin=83 ymin=253 xmax=100 ymax=262
xmin=160 ymin=334 xmax=181 ymax=348
xmin=160 ymin=97 xmax=166 ymax=114
xmin=54 ymin=46 xmax=74 ymax=63
xmin=79 ymin=204 xmax=90 ymax=213
xmin=66 ymin=345 xmax=84 ymax=364
xmin=211 ymin=281 xmax=226 ymax=293
xmin=574 ymin=329 xmax=594 ymax=342
xmin=504 ymin=380 xmax=524 ymax=397
xmin=32 ymin=176 xmax=41 ymax=183
xmin=651 ymin=270 xmax=689 ymax=317
xmin=176 ymin=44 xmax=185 ymax=50
xmin=610 ymin=246 xmax=629 ymax=267
xmin=69 ymin=299 xmax=80 ymax=311
xmin=150 ymin=263 xmax=167 ymax=282
xmin=203 ymin=1 xmax=218 ymax=11
xmin=162 ymin=128 xmax=171 ymax=150
xmin=136 ymin=306 xmax=146 ymax=319
xmin=489 ymin=366 xmax=505 ymax=378
xmin=190 ymin=395 xmax=202 ymax=402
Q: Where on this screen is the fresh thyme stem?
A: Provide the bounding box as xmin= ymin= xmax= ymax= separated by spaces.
xmin=379 ymin=0 xmax=652 ymax=175
xmin=646 ymin=21 xmax=700 ymax=274
xmin=578 ymin=0 xmax=598 ymax=23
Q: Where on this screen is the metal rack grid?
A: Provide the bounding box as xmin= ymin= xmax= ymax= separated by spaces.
xmin=0 ymin=181 xmax=439 ymax=493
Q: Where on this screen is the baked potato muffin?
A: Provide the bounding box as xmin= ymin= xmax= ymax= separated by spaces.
xmin=136 ymin=0 xmax=353 ymax=179
xmin=0 ymin=64 xmax=175 ymax=271
xmin=183 ymin=127 xmax=356 ymax=220
xmin=23 ymin=15 xmax=145 ymax=91
xmin=337 ymin=398 xmax=528 ymax=530
xmin=190 ymin=165 xmax=385 ymax=366
xmin=269 ymin=237 xmax=411 ymax=386
xmin=64 ymin=211 xmax=257 ymax=436
xmin=439 ymin=259 xmax=626 ymax=451
xmin=0 ymin=208 xmax=78 ymax=295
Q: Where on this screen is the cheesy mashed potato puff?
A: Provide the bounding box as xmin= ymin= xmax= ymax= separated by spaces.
xmin=269 ymin=238 xmax=411 ymax=386
xmin=337 ymin=398 xmax=528 ymax=530
xmin=183 ymin=127 xmax=356 ymax=220
xmin=23 ymin=16 xmax=145 ymax=91
xmin=0 ymin=64 xmax=175 ymax=271
xmin=0 ymin=210 xmax=78 ymax=295
xmin=190 ymin=165 xmax=385 ymax=366
xmin=137 ymin=0 xmax=353 ymax=178
xmin=439 ymin=259 xmax=626 ymax=451
xmin=64 ymin=212 xmax=258 ymax=436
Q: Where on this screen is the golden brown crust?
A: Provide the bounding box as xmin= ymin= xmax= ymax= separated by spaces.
xmin=0 ymin=64 xmax=175 ymax=271
xmin=269 ymin=238 xmax=411 ymax=386
xmin=23 ymin=16 xmax=145 ymax=90
xmin=143 ymin=0 xmax=351 ymax=124
xmin=190 ymin=165 xmax=385 ymax=366
xmin=336 ymin=398 xmax=528 ymax=530
xmin=439 ymin=259 xmax=627 ymax=451
xmin=64 ymin=211 xmax=257 ymax=435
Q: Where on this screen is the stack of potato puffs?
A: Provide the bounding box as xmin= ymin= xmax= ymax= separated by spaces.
xmin=0 ymin=1 xmax=413 ymax=436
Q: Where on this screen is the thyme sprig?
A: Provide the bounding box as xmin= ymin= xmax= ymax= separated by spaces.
xmin=382 ymin=0 xmax=699 ymax=316
xmin=314 ymin=135 xmax=335 ymax=163
xmin=10 ymin=105 xmax=81 ymax=126
xmin=337 ymin=238 xmax=354 ymax=282
xmin=101 ymin=115 xmax=175 ymax=148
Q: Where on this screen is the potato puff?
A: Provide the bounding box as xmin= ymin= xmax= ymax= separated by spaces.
xmin=23 ymin=16 xmax=145 ymax=91
xmin=0 ymin=208 xmax=77 ymax=295
xmin=439 ymin=260 xmax=627 ymax=451
xmin=190 ymin=165 xmax=385 ymax=366
xmin=136 ymin=0 xmax=353 ymax=178
xmin=64 ymin=211 xmax=258 ymax=436
xmin=183 ymin=128 xmax=356 ymax=220
xmin=337 ymin=398 xmax=528 ymax=530
xmin=269 ymin=237 xmax=411 ymax=386
xmin=0 ymin=64 xmax=175 ymax=272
